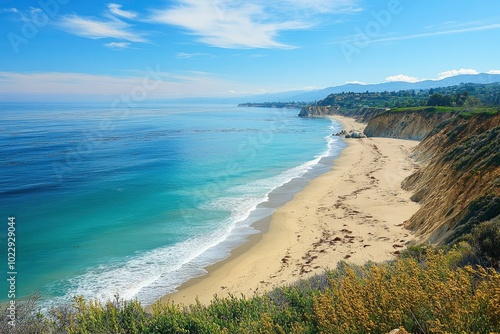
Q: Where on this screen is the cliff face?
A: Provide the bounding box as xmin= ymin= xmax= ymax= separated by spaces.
xmin=363 ymin=109 xmax=456 ymax=140
xmin=401 ymin=113 xmax=500 ymax=244
xmin=298 ymin=106 xmax=339 ymax=117
xmin=299 ymin=106 xmax=387 ymax=122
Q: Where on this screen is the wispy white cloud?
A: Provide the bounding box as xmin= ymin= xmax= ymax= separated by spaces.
xmin=58 ymin=14 xmax=147 ymax=42
xmin=385 ymin=68 xmax=499 ymax=83
xmin=278 ymin=0 xmax=362 ymax=14
xmin=438 ymin=68 xmax=478 ymax=79
xmin=104 ymin=41 xmax=131 ymax=50
xmin=385 ymin=74 xmax=422 ymax=83
xmin=175 ymin=52 xmax=213 ymax=59
xmin=108 ymin=3 xmax=137 ymax=19
xmin=2 ymin=8 xmax=19 ymax=13
xmin=345 ymin=80 xmax=366 ymax=85
xmin=149 ymin=0 xmax=360 ymax=49
xmin=56 ymin=3 xmax=146 ymax=46
xmin=7 ymin=7 xmax=46 ymax=24
xmin=368 ymin=23 xmax=500 ymax=44
xmin=149 ymin=1 xmax=301 ymax=49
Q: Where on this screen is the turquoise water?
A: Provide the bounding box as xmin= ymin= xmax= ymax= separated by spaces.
xmin=0 ymin=102 xmax=344 ymax=307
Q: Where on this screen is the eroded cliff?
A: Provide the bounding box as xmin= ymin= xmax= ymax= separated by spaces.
xmin=401 ymin=112 xmax=500 ymax=244
xmin=363 ymin=108 xmax=456 ymax=140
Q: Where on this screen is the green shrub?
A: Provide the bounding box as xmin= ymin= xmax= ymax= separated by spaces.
xmin=446 ymin=195 xmax=500 ymax=244
xmin=0 ymin=293 xmax=52 ymax=334
xmin=470 ymin=216 xmax=500 ymax=267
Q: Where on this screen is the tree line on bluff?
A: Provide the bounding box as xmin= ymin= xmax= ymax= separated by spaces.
xmin=316 ymin=82 xmax=500 ymax=109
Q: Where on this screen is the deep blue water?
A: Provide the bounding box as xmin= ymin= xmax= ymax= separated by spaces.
xmin=0 ymin=102 xmax=344 ymax=307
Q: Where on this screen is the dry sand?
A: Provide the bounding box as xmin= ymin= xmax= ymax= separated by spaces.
xmin=153 ymin=115 xmax=420 ymax=307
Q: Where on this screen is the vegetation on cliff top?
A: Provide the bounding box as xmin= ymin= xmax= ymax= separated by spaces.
xmin=387 ymin=105 xmax=492 ymax=113
xmin=385 ymin=105 xmax=499 ymax=117
xmin=315 ymin=82 xmax=500 ymax=109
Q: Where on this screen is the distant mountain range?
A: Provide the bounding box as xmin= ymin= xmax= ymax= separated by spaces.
xmin=238 ymin=73 xmax=500 ymax=103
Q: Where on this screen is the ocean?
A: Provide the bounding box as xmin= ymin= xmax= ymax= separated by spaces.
xmin=0 ymin=102 xmax=344 ymax=308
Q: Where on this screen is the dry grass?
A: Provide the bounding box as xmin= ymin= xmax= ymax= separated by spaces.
xmin=314 ymin=245 xmax=500 ymax=333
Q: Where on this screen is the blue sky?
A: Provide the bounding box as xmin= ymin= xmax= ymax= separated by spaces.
xmin=0 ymin=0 xmax=499 ymax=101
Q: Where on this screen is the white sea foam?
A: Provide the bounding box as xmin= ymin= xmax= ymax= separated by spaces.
xmin=46 ymin=224 xmax=239 ymax=307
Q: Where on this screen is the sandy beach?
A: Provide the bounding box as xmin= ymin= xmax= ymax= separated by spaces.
xmin=154 ymin=115 xmax=420 ymax=307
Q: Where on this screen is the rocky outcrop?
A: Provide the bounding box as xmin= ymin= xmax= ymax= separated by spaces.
xmin=401 ymin=112 xmax=500 ymax=244
xmin=363 ymin=109 xmax=456 ymax=140
xmin=345 ymin=131 xmax=366 ymax=139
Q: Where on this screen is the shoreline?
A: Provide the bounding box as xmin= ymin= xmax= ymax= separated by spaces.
xmin=150 ymin=115 xmax=420 ymax=308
